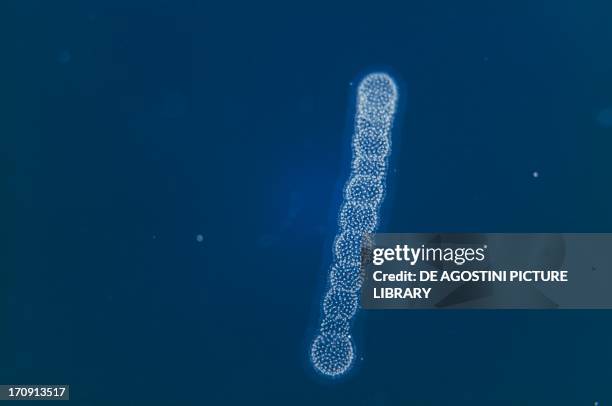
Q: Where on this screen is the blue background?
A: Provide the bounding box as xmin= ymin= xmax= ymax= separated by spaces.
xmin=4 ymin=0 xmax=612 ymax=404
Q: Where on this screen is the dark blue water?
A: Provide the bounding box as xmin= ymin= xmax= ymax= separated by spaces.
xmin=4 ymin=0 xmax=612 ymax=404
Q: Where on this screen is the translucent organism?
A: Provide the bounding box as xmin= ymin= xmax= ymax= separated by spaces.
xmin=310 ymin=72 xmax=398 ymax=377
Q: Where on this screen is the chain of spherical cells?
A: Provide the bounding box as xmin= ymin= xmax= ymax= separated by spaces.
xmin=311 ymin=73 xmax=398 ymax=377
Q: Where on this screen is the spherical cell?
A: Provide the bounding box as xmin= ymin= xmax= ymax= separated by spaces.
xmin=323 ymin=288 xmax=358 ymax=320
xmin=354 ymin=117 xmax=391 ymax=157
xmin=333 ymin=231 xmax=363 ymax=264
xmin=345 ymin=174 xmax=384 ymax=204
xmin=357 ymin=73 xmax=398 ymax=122
xmin=339 ymin=202 xmax=378 ymax=234
xmin=352 ymin=156 xmax=387 ymax=178
xmin=356 ymin=115 xmax=388 ymax=138
xmin=310 ymin=334 xmax=354 ymax=377
xmin=319 ymin=315 xmax=350 ymax=337
xmin=330 ymin=260 xmax=363 ymax=293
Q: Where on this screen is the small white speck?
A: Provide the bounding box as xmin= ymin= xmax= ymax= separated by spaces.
xmin=196 ymin=234 xmax=204 ymax=243
xmin=532 ymin=171 xmax=539 ymax=178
